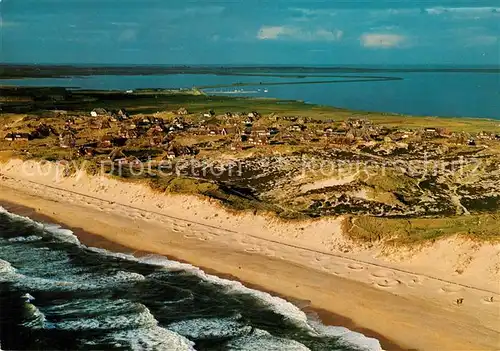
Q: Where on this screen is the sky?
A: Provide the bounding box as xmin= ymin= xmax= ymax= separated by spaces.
xmin=1 ymin=0 xmax=499 ymax=65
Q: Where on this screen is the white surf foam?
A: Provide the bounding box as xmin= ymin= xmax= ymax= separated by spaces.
xmin=168 ymin=316 xmax=252 ymax=340
xmin=0 ymin=207 xmax=79 ymax=245
xmin=227 ymin=329 xmax=311 ymax=351
xmin=109 ymin=326 xmax=195 ymax=351
xmin=0 ymin=207 xmax=383 ymax=351
xmin=136 ymin=255 xmax=313 ymax=330
xmin=310 ymin=321 xmax=383 ymax=351
xmin=50 ymin=305 xmax=158 ymax=331
xmin=7 ymin=235 xmax=43 ymax=243
xmin=0 ymin=259 xmax=15 ymax=276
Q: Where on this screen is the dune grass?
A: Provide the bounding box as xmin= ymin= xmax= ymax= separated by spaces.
xmin=343 ymin=214 xmax=500 ymax=244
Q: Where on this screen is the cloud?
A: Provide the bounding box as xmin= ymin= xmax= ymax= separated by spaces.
xmin=118 ymin=29 xmax=137 ymax=42
xmin=111 ymin=22 xmax=140 ymax=27
xmin=289 ymin=8 xmax=337 ymax=17
xmin=466 ymin=35 xmax=499 ymax=46
xmin=360 ymin=33 xmax=406 ymax=48
xmin=257 ymin=26 xmax=343 ymax=41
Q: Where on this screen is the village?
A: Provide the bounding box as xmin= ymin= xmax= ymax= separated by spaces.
xmin=3 ymin=104 xmax=500 ymax=167
xmin=1 ymin=87 xmax=500 ymax=221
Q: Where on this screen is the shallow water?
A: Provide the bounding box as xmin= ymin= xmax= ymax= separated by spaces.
xmin=1 ymin=70 xmax=499 ymax=118
xmin=0 ymin=207 xmax=381 ymax=350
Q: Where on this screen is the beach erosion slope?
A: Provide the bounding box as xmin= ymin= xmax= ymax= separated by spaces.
xmin=0 ymin=158 xmax=499 ymax=350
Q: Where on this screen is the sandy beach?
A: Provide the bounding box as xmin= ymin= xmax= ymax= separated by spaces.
xmin=1 ymin=158 xmax=499 ymax=350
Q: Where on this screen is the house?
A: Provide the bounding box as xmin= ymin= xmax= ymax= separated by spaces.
xmin=221 ymin=127 xmax=237 ymax=135
xmin=148 ymin=125 xmax=164 ymax=135
xmin=254 ymin=129 xmax=270 ymax=137
xmin=108 ymin=148 xmax=126 ymax=161
xmin=207 ymin=127 xmax=220 ymax=136
xmin=32 ymin=124 xmax=53 ymax=139
xmin=166 ymin=151 xmax=176 ymax=159
xmin=177 ymin=107 xmax=189 ymax=115
xmin=256 ymin=136 xmax=269 ymax=145
xmin=92 ymin=108 xmax=108 ymax=117
xmin=289 ymin=124 xmax=305 ymax=132
xmin=149 ymin=135 xmax=164 ymax=146
xmin=100 ymin=135 xmax=114 ymax=148
xmin=203 ymin=110 xmax=215 ymax=118
xmin=248 ymin=111 xmax=260 ymax=119
xmin=126 ymin=130 xmax=139 ymax=139
xmin=117 ymin=109 xmax=129 ymax=119
xmin=269 ymin=127 xmax=279 ymax=135
xmin=59 ymin=132 xmax=76 ymax=148
xmin=77 ymin=146 xmax=95 ymax=157
xmin=4 ymin=133 xmax=31 ymax=142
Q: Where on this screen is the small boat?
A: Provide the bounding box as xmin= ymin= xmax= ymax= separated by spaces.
xmin=264 ymin=89 xmax=268 ymax=93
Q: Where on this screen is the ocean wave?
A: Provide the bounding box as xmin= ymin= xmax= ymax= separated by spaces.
xmin=168 ymin=316 xmax=252 ymax=340
xmin=0 ymin=207 xmax=382 ymax=351
xmin=7 ymin=235 xmax=43 ymax=243
xmin=42 ymin=299 xmax=145 ymax=318
xmin=0 ymin=259 xmax=15 ymax=275
xmin=227 ymin=329 xmax=311 ymax=351
xmin=105 ymin=326 xmax=195 ymax=351
xmin=310 ymin=322 xmax=383 ymax=351
xmin=6 ymin=270 xmax=145 ymax=293
xmin=48 ymin=305 xmax=159 ymax=331
xmin=21 ymin=302 xmax=47 ymax=329
xmin=0 ymin=207 xmax=80 ymax=245
xmin=132 ymin=255 xmax=314 ymax=330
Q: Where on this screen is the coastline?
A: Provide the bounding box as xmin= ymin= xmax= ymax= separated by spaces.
xmin=0 ymin=199 xmax=403 ymax=351
xmin=0 ymin=158 xmax=499 ymax=350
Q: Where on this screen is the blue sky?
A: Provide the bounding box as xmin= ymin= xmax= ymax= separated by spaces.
xmin=1 ymin=0 xmax=499 ymax=65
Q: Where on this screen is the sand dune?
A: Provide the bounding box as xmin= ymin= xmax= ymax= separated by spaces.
xmin=0 ymin=158 xmax=499 ymax=350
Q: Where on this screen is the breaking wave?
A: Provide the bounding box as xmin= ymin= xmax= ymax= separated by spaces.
xmin=0 ymin=206 xmax=382 ymax=350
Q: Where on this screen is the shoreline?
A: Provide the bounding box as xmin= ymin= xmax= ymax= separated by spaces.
xmin=0 ymin=199 xmax=404 ymax=351
xmin=0 ymin=159 xmax=499 ymax=350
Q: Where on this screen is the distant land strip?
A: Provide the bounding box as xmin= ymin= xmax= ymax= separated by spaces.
xmin=0 ymin=64 xmax=499 ymax=79
xmin=198 ymin=77 xmax=403 ymax=90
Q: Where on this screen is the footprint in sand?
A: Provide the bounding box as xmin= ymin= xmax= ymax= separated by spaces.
xmin=405 ymin=276 xmax=424 ymax=288
xmin=263 ymin=249 xmax=276 ymax=257
xmin=207 ymin=230 xmax=223 ymax=237
xmin=440 ymin=285 xmax=464 ymax=294
xmin=373 ymin=278 xmax=402 ymax=289
xmin=346 ymin=263 xmax=365 ymax=271
xmin=312 ymin=257 xmax=329 ymax=266
xmin=203 ymin=234 xmax=215 ymax=241
xmin=481 ymin=296 xmax=498 ymax=304
xmin=183 ymin=234 xmax=198 ymax=240
xmin=240 ymin=239 xmax=258 ymax=246
xmin=321 ymin=264 xmax=342 ymax=273
xmin=370 ymin=270 xmax=394 ymax=278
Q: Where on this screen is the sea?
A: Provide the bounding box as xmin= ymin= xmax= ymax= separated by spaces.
xmin=0 ymin=207 xmax=382 ymax=351
xmin=0 ymin=68 xmax=499 ymax=118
